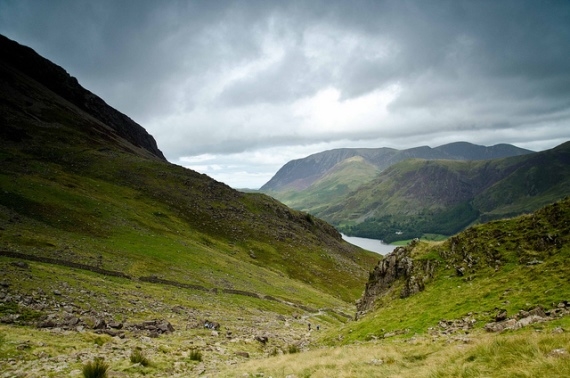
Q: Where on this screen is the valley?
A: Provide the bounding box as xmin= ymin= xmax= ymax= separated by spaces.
xmin=1 ymin=34 xmax=569 ymax=377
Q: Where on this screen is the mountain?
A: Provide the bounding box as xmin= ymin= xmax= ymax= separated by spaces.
xmin=0 ymin=33 xmax=379 ymax=305
xmin=260 ymin=142 xmax=533 ymax=193
xmin=260 ymin=140 xmax=569 ymax=243
xmin=260 ymin=142 xmax=534 ymax=228
xmin=0 ymin=35 xmax=165 ymax=161
xmin=0 ymin=34 xmax=384 ymax=374
xmin=274 ymin=155 xmax=381 ymax=212
xmin=1 ymin=34 xmax=569 ymax=377
xmin=321 ymin=142 xmax=570 ymax=242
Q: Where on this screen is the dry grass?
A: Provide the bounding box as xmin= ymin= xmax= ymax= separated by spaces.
xmin=217 ymin=330 xmax=570 ymax=378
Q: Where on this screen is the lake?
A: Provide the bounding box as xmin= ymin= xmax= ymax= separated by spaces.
xmin=341 ymin=234 xmax=397 ymax=255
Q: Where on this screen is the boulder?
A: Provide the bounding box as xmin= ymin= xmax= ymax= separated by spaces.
xmin=485 ymin=319 xmax=516 ymax=332
xmin=528 ymin=306 xmax=546 ymax=317
xmin=93 ymin=319 xmax=107 ymax=330
xmin=157 ymin=320 xmax=174 ymax=333
xmin=108 ymin=321 xmax=123 ymax=329
xmin=495 ymin=309 xmax=507 ymax=322
xmin=131 ymin=319 xmax=174 ymax=335
xmin=37 ymin=319 xmax=57 ymax=328
xmin=204 ymin=320 xmax=220 ymax=330
xmin=515 ymin=315 xmax=545 ymax=329
xmin=11 ymin=261 xmax=29 ymax=269
xmin=255 ymin=336 xmax=269 ymax=344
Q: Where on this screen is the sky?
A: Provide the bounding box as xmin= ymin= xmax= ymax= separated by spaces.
xmin=1 ymin=0 xmax=569 ymax=189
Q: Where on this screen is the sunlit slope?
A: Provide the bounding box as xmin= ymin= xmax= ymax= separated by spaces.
xmin=215 ymin=197 xmax=570 ymax=378
xmin=273 ymin=156 xmax=379 ymax=214
xmin=319 ymin=143 xmax=570 ymax=242
xmin=341 ymin=196 xmax=570 ymax=343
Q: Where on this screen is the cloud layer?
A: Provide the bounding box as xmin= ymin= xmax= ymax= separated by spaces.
xmin=2 ymin=0 xmax=569 ymax=188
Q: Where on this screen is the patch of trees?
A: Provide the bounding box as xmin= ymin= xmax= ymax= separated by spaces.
xmin=339 ymin=202 xmax=479 ymax=243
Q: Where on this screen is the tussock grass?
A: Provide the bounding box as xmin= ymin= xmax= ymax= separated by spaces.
xmin=427 ymin=331 xmax=570 ymax=378
xmin=287 ymin=344 xmax=301 ymax=354
xmin=130 ymin=348 xmax=151 ymax=366
xmin=189 ymin=349 xmax=203 ymax=362
xmin=217 ymin=330 xmax=570 ymax=378
xmin=82 ymin=357 xmax=109 ymax=378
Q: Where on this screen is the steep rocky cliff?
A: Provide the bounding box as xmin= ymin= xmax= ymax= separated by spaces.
xmin=356 ymin=239 xmax=438 ymax=318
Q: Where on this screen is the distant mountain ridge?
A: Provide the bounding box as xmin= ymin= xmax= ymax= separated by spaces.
xmin=261 ymin=142 xmax=532 ymax=192
xmin=320 ymin=142 xmax=570 ymax=242
xmin=260 ymin=139 xmax=570 ymax=243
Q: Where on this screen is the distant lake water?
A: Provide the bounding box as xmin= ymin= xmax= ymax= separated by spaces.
xmin=341 ymin=234 xmax=397 ymax=255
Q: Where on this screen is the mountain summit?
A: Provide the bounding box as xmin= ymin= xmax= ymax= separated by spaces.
xmin=0 ymin=34 xmax=165 ymax=160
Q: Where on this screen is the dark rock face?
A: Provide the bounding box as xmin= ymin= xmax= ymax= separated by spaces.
xmin=356 ymin=239 xmax=437 ymax=318
xmin=0 ymin=34 xmax=165 ymax=160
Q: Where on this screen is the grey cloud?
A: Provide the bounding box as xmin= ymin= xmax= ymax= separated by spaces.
xmin=1 ymin=0 xmax=569 ymax=188
xmin=217 ymin=48 xmax=312 ymax=106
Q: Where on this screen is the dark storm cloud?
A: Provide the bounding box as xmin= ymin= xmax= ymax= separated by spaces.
xmin=1 ymin=0 xmax=569 ymax=188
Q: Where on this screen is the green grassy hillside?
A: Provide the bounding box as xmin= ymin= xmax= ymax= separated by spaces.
xmin=271 ymin=156 xmax=379 ymax=214
xmin=2 ymin=34 xmax=569 ymax=378
xmin=0 ymin=35 xmax=379 ymax=305
xmin=318 ymin=143 xmax=570 ymax=242
xmin=349 ymin=196 xmax=570 ymax=339
xmin=0 ymin=35 xmax=381 ymax=376
xmin=214 ymin=198 xmax=570 ymax=377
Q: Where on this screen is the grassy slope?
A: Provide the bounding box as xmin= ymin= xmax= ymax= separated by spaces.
xmin=0 ymin=52 xmax=378 ymax=305
xmin=0 ymin=257 xmax=357 ymax=376
xmin=319 ymin=145 xmax=570 ymax=242
xmin=0 ymin=149 xmax=377 ymax=304
xmin=0 ymin=43 xmax=378 ymax=376
xmin=217 ymin=329 xmax=570 ymax=377
xmin=473 ymin=141 xmax=570 ymax=221
xmin=271 ymin=156 xmax=379 ymax=214
xmin=215 ymin=198 xmax=570 ymax=377
xmin=340 ymin=197 xmax=570 ymax=341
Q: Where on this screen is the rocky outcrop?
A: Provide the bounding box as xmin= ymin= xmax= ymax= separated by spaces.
xmin=484 ymin=303 xmax=570 ymax=333
xmin=355 ymin=240 xmax=438 ymax=318
xmin=128 ymin=319 xmax=174 ymax=337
